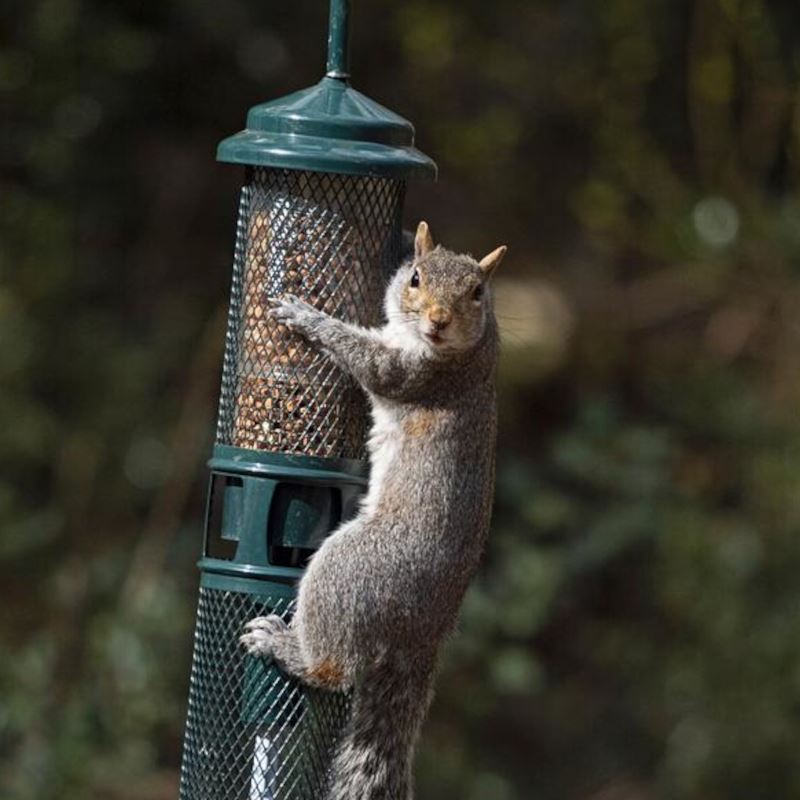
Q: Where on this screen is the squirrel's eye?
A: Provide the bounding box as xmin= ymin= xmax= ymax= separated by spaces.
xmin=473 ymin=284 xmax=484 ymax=301
xmin=410 ymin=269 xmax=420 ymax=288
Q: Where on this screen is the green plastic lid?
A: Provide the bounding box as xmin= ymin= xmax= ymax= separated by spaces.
xmin=217 ymin=76 xmax=437 ymax=180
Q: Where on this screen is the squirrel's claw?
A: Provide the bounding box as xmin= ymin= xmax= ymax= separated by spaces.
xmin=240 ymin=614 xmax=288 ymax=656
xmin=239 ymin=630 xmax=274 ymax=657
xmin=266 ymin=294 xmax=322 ymax=333
xmin=244 ymin=615 xmax=287 ymax=634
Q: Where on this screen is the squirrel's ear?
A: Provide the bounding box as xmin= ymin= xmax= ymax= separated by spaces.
xmin=478 ymin=245 xmax=507 ymax=277
xmin=415 ymin=221 xmax=434 ymax=259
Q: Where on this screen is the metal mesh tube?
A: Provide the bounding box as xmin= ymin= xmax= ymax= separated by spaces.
xmin=178 ymin=588 xmax=351 ymax=800
xmin=216 ymin=168 xmax=406 ymax=460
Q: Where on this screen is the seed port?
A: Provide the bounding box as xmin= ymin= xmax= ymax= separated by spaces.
xmin=205 ymin=475 xmax=245 ymax=561
xmin=268 ymin=483 xmax=342 ymax=568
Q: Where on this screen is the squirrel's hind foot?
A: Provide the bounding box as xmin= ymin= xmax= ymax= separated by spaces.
xmin=239 ymin=614 xmax=287 ymax=657
xmin=240 ymin=615 xmax=350 ymax=692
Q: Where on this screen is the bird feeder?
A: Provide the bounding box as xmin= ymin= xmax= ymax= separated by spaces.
xmin=177 ymin=1 xmax=436 ymax=798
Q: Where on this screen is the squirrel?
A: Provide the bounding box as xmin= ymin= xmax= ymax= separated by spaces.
xmin=240 ymin=221 xmax=506 ymax=800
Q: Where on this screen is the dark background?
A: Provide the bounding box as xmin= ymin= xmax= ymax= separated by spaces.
xmin=4 ymin=1 xmax=800 ymax=798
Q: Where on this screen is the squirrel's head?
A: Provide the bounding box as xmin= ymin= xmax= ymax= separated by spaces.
xmin=385 ymin=221 xmax=506 ymax=355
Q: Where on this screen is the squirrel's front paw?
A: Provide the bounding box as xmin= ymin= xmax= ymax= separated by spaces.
xmin=267 ymin=294 xmax=323 ymax=336
xmin=239 ymin=614 xmax=288 ymax=657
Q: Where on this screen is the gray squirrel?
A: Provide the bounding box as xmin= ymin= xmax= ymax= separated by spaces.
xmin=240 ymin=221 xmax=506 ymax=800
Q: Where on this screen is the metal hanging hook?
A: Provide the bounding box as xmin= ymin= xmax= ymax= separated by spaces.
xmin=326 ymin=0 xmax=350 ymax=80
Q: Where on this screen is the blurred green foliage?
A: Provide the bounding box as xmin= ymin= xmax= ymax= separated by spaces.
xmin=3 ymin=0 xmax=800 ymax=798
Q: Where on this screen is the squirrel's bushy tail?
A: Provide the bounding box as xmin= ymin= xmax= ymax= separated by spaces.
xmin=325 ymin=653 xmax=436 ymax=800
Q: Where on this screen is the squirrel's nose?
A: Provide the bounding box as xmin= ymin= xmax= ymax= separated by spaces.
xmin=427 ymin=305 xmax=452 ymax=331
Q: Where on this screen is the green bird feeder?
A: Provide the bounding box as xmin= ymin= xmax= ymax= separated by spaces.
xmin=177 ymin=1 xmax=436 ymax=798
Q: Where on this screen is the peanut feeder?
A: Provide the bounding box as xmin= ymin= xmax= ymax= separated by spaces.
xmin=177 ymin=1 xmax=436 ymax=798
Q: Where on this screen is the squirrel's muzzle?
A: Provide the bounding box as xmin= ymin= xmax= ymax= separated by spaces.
xmin=427 ymin=305 xmax=453 ymax=331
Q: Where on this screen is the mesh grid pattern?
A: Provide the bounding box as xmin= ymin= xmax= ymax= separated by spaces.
xmin=179 ymin=587 xmax=351 ymax=800
xmin=216 ymin=168 xmax=406 ymax=459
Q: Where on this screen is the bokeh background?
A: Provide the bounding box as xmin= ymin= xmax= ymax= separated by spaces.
xmin=4 ymin=0 xmax=800 ymax=798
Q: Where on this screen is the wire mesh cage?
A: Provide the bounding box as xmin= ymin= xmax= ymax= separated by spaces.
xmin=216 ymin=167 xmax=406 ymax=460
xmin=179 ymin=588 xmax=351 ymax=800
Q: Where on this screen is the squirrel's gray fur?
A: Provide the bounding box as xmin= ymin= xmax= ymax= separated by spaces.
xmin=241 ymin=222 xmax=507 ymax=800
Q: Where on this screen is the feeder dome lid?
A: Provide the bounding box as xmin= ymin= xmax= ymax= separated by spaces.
xmin=217 ymin=77 xmax=437 ymax=180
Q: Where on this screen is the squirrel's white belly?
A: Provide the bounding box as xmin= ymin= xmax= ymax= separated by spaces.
xmin=361 ymin=396 xmax=402 ymax=516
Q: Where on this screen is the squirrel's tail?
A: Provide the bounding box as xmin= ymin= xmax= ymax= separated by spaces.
xmin=325 ymin=652 xmax=436 ymax=800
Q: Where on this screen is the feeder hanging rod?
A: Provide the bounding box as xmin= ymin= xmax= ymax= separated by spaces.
xmin=326 ymin=0 xmax=350 ymax=80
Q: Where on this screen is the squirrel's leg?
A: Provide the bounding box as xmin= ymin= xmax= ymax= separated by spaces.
xmin=240 ymin=615 xmax=350 ymax=692
xmin=268 ymin=295 xmax=421 ymax=399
